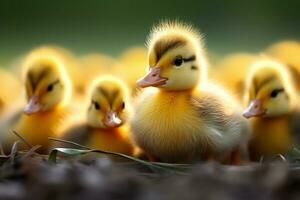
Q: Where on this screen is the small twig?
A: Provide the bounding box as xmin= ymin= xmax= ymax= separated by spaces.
xmin=275 ymin=154 xmax=287 ymax=162
xmin=12 ymin=130 xmax=33 ymax=149
xmin=22 ymin=145 xmax=42 ymax=159
xmin=10 ymin=141 xmax=20 ymax=164
xmin=48 ymin=137 xmax=91 ymax=150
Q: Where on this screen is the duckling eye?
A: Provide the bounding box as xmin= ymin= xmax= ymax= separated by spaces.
xmin=47 ymin=84 xmax=54 ymax=92
xmin=92 ymin=101 xmax=100 ymax=110
xmin=270 ymin=88 xmax=284 ymax=98
xmin=174 ymin=56 xmax=183 ymax=67
xmin=47 ymin=80 xmax=59 ymax=92
xmin=121 ymin=102 xmax=125 ymax=109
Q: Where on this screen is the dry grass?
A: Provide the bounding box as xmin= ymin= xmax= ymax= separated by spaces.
xmin=0 ymin=133 xmax=300 ymax=199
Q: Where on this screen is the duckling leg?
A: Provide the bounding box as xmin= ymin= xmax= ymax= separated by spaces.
xmin=230 ymin=148 xmax=242 ymax=165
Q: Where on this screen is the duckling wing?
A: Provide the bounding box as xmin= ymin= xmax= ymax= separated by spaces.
xmin=191 ymin=93 xmax=249 ymax=153
xmin=0 ymin=108 xmax=23 ymax=152
xmin=61 ymin=125 xmax=92 ymax=148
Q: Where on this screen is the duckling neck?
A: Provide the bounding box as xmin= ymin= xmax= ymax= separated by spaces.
xmin=94 ymin=126 xmax=119 ymax=133
xmin=38 ymin=103 xmax=66 ymax=115
xmin=158 ymin=88 xmax=195 ymax=95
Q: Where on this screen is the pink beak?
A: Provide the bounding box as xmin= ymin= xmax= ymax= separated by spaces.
xmin=104 ymin=111 xmax=122 ymax=128
xmin=137 ymin=67 xmax=168 ymax=88
xmin=243 ymin=99 xmax=266 ymax=119
xmin=24 ymin=96 xmax=42 ymax=115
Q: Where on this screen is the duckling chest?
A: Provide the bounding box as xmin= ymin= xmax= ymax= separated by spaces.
xmin=249 ymin=117 xmax=292 ymax=159
xmin=13 ymin=109 xmax=68 ymax=146
xmin=136 ymin=93 xmax=201 ymax=129
xmin=88 ymin=129 xmax=132 ymax=155
xmin=132 ymin=93 xmax=207 ymax=156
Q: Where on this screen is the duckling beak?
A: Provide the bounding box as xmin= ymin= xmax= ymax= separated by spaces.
xmin=137 ymin=67 xmax=168 ymax=88
xmin=243 ymin=99 xmax=266 ymax=118
xmin=104 ymin=110 xmax=122 ymax=128
xmin=24 ymin=96 xmax=42 ymax=115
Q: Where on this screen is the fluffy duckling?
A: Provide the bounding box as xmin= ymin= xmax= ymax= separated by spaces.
xmin=0 ymin=68 xmax=23 ymax=115
xmin=77 ymin=54 xmax=121 ymax=96
xmin=117 ymin=47 xmax=148 ymax=94
xmin=211 ymin=53 xmax=257 ymax=101
xmin=2 ymin=53 xmax=76 ymax=153
xmin=131 ymin=21 xmax=249 ymax=163
xmin=243 ymin=59 xmax=300 ymax=161
xmin=62 ymin=76 xmax=133 ymax=155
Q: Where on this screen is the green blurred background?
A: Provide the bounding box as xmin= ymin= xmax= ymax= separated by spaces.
xmin=0 ymin=0 xmax=300 ymax=66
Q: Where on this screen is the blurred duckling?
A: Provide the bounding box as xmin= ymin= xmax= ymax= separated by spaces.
xmin=243 ymin=59 xmax=300 ymax=161
xmin=62 ymin=76 xmax=134 ymax=156
xmin=1 ymin=53 xmax=77 ymax=153
xmin=266 ymin=40 xmax=300 ymax=69
xmin=13 ymin=45 xmax=81 ymax=98
xmin=211 ymin=53 xmax=257 ymax=101
xmin=116 ymin=47 xmax=148 ymax=94
xmin=131 ymin=21 xmax=249 ymax=163
xmin=0 ymin=68 xmax=23 ymax=115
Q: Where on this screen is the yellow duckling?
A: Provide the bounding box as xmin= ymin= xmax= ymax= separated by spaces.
xmin=211 ymin=53 xmax=257 ymax=101
xmin=2 ymin=53 xmax=76 ymax=153
xmin=117 ymin=47 xmax=148 ymax=94
xmin=242 ymin=59 xmax=300 ymax=161
xmin=131 ymin=21 xmax=249 ymax=163
xmin=77 ymin=54 xmax=121 ymax=96
xmin=0 ymin=68 xmax=23 ymax=115
xmin=62 ymin=76 xmax=133 ymax=155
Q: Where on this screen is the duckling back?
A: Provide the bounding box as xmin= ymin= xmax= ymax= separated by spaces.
xmin=211 ymin=53 xmax=257 ymax=101
xmin=116 ymin=47 xmax=148 ymax=94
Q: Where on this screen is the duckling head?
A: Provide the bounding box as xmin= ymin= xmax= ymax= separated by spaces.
xmin=137 ymin=21 xmax=208 ymax=91
xmin=87 ymin=77 xmax=130 ymax=129
xmin=243 ymin=59 xmax=297 ymax=118
xmin=23 ymin=55 xmax=71 ymax=115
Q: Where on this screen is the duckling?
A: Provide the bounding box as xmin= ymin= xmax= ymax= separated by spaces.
xmin=14 ymin=45 xmax=81 ymax=98
xmin=242 ymin=59 xmax=300 ymax=161
xmin=0 ymin=68 xmax=23 ymax=115
xmin=131 ymin=21 xmax=249 ymax=163
xmin=62 ymin=76 xmax=133 ymax=156
xmin=77 ymin=54 xmax=121 ymax=96
xmin=116 ymin=47 xmax=148 ymax=94
xmin=1 ymin=53 xmax=77 ymax=153
xmin=211 ymin=53 xmax=257 ymax=101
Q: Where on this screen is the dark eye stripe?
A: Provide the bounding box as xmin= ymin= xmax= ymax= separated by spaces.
xmin=50 ymin=79 xmax=60 ymax=86
xmin=27 ymin=67 xmax=52 ymax=91
xmin=183 ymin=55 xmax=196 ymax=62
xmin=154 ymin=39 xmax=186 ymax=62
